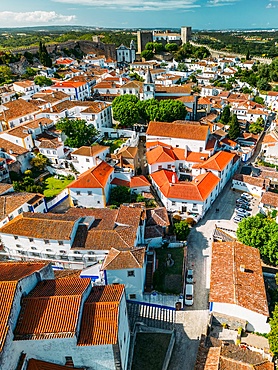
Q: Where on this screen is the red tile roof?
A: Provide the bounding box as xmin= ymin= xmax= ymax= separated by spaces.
xmin=146 ymin=120 xmax=209 ymax=141
xmin=210 ymin=241 xmax=269 ymax=316
xmin=71 ymin=145 xmax=109 ymax=157
xmin=14 ymin=277 xmax=91 ymax=340
xmin=130 ymin=175 xmax=150 ymax=188
xmin=78 ymin=284 xmax=124 ymax=346
xmin=151 ymin=170 xmax=220 ymax=201
xmin=199 ymin=151 xmax=235 ymax=171
xmin=102 ymin=247 xmax=145 ymax=270
xmin=68 ymin=161 xmax=114 ymax=189
xmin=27 ymin=358 xmax=84 ymax=370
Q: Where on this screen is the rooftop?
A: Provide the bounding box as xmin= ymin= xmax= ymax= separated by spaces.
xmin=102 ymin=247 xmax=145 ymax=270
xmin=210 ymin=241 xmax=269 ymax=317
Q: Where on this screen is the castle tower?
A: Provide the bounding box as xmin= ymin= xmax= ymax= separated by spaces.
xmin=137 ymin=30 xmax=153 ymax=54
xmin=143 ymin=67 xmax=155 ymax=100
xmin=181 ymin=26 xmax=192 ymax=44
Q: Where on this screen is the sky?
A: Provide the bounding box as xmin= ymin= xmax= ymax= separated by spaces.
xmin=0 ymin=0 xmax=277 ymax=30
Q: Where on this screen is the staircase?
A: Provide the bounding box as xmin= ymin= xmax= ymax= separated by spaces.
xmin=145 ymin=252 xmax=154 ymax=293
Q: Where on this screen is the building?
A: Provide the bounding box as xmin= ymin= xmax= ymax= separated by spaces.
xmin=209 ymin=241 xmax=270 ymax=333
xmin=116 ymin=41 xmax=136 ymax=64
xmin=13 ymin=80 xmax=40 ymax=97
xmin=0 ymin=261 xmax=130 ymax=370
xmin=102 ymin=247 xmax=146 ymax=300
xmin=137 ymin=30 xmax=153 ymax=54
xmin=67 ymin=161 xmax=114 ymax=208
xmin=143 ymin=68 xmax=155 ymax=100
xmin=181 ymin=26 xmax=192 ymax=44
xmin=70 ymin=145 xmax=110 ymax=174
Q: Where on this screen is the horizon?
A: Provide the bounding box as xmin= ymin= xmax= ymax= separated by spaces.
xmin=0 ymin=0 xmax=277 ymax=30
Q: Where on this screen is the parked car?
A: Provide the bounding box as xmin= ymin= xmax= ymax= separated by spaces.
xmin=236 ymin=203 xmax=250 ymax=211
xmin=185 ymin=284 xmax=194 ymax=306
xmin=241 ymin=193 xmax=253 ymax=201
xmin=236 ymin=207 xmax=251 ymax=216
xmin=236 ymin=198 xmax=250 ymax=205
xmin=186 ymin=269 xmax=193 ymax=284
xmin=233 ymin=215 xmax=244 ymax=223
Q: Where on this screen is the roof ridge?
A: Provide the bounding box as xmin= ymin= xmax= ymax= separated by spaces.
xmin=129 ymin=249 xmax=143 ymax=268
xmin=102 ymin=248 xmax=121 ymax=269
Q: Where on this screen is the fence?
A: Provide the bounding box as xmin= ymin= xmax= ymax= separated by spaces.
xmin=46 ymin=189 xmax=69 ymax=211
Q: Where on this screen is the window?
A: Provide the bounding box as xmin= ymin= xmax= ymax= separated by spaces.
xmin=58 ymin=241 xmax=64 ymax=246
xmin=86 ymin=158 xmax=90 ymax=162
xmin=172 ymin=201 xmax=176 ymax=206
xmin=31 ymin=247 xmax=37 ymax=250
xmin=167 ymin=164 xmax=171 ymax=169
xmin=127 ymin=270 xmax=135 ymax=277
xmin=14 ymin=235 xmax=18 ymax=240
xmin=18 ymin=208 xmax=23 ymax=215
xmin=129 ymin=294 xmax=136 ymax=299
xmin=97 ymin=201 xmax=100 ymax=204
xmin=16 ymin=244 xmax=22 ymax=249
xmin=44 ymin=240 xmax=50 ymax=244
xmin=76 ymin=191 xmax=81 ymax=195
xmin=29 ymin=238 xmax=34 ymax=242
xmin=158 ymin=165 xmax=162 ymax=170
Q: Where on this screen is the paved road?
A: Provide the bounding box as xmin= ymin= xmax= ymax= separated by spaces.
xmin=169 ymin=181 xmax=260 ymax=369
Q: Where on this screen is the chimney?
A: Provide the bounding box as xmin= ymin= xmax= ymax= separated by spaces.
xmin=172 ymin=173 xmax=176 ymax=184
xmin=240 ymin=265 xmax=245 ymax=272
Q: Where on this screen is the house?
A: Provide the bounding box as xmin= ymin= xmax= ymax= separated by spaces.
xmin=0 ymin=125 xmax=34 ymax=150
xmin=13 ymin=80 xmax=40 ymax=97
xmin=36 ymin=134 xmax=67 ymax=166
xmin=102 ymin=247 xmax=146 ymax=300
xmin=111 ymin=175 xmax=151 ymax=195
xmin=0 ymin=192 xmax=47 ymax=228
xmin=0 ymin=261 xmax=130 ymax=370
xmin=209 ymin=241 xmax=270 ymax=333
xmin=144 ymin=207 xmax=170 ymax=247
xmin=259 ymin=191 xmax=278 ymax=218
xmin=55 ymin=57 xmax=76 ymax=66
xmin=0 ymin=205 xmax=145 ymax=267
xmin=261 ymin=132 xmax=278 ymax=160
xmin=146 ymin=120 xmax=211 ymax=154
xmin=67 ymin=161 xmax=114 ymax=208
xmin=70 ymin=145 xmax=110 ymax=174
xmin=0 ymin=98 xmax=40 ymax=130
xmin=112 ymin=146 xmax=138 ymax=174
xmin=119 ymin=81 xmax=144 ymax=100
xmin=51 ymin=81 xmax=90 ymax=101
xmin=0 ymin=137 xmax=33 ymax=173
xmin=232 ymin=173 xmax=269 ymax=197
xmin=151 ymin=169 xmax=220 ymax=218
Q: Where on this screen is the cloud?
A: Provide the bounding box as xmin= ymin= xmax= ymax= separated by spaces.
xmin=0 ymin=11 xmax=76 ymax=26
xmin=206 ymin=0 xmax=238 ymax=6
xmin=266 ymin=3 xmax=276 ymax=8
xmin=52 ymin=0 xmax=200 ymax=11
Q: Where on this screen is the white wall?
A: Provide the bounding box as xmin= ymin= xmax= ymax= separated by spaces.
xmin=69 ymin=187 xmax=106 ymax=208
xmin=211 ymin=302 xmax=270 ymax=333
xmin=117 ymin=295 xmax=131 ymax=370
xmin=106 ymin=267 xmax=145 ymax=301
xmin=232 ymin=179 xmax=264 ymax=197
xmin=146 ymin=135 xmax=208 ymax=153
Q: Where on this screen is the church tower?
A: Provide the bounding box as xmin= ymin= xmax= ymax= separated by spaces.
xmin=143 ymin=67 xmax=155 ymax=100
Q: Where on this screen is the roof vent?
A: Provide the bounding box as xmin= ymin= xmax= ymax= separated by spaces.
xmin=240 ymin=264 xmax=245 ymax=272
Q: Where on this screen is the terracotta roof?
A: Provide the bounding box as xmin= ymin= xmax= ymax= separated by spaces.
xmin=233 ymin=174 xmax=269 ymax=188
xmin=102 ymin=247 xmax=145 ymax=270
xmin=111 ymin=177 xmax=130 ymax=187
xmin=67 ymin=207 xmax=118 ymax=230
xmin=0 ymin=137 xmax=29 ymax=156
xmin=146 ymin=207 xmax=170 ymax=227
xmin=78 ymin=284 xmax=124 ymax=346
xmin=0 ymin=99 xmax=39 ymax=122
xmin=186 ymin=151 xmax=209 ymax=163
xmin=71 ymin=145 xmax=109 ymax=157
xmin=27 ymin=358 xmax=84 ymax=370
xmin=0 ymin=192 xmax=44 ymax=219
xmin=53 ymin=81 xmax=86 ymax=89
xmin=130 ymin=175 xmax=150 ymax=188
xmin=115 ymin=146 xmax=138 ymax=159
xmin=146 ymin=146 xmax=176 ymax=165
xmin=0 ymin=212 xmax=76 ymax=240
xmin=151 ymin=170 xmax=220 ymax=201
xmin=146 ymin=120 xmax=209 ymax=141
xmin=68 ymin=161 xmax=114 ymax=189
xmin=210 ymin=241 xmax=269 ymax=316
xmin=199 ymin=151 xmax=235 ymax=171
xmin=261 ymin=191 xmax=278 ymax=208
xmin=0 ymin=183 xmax=13 ymax=196
xmin=263 ymin=133 xmax=278 ymax=144
xmin=14 ymin=80 xmax=35 ymax=88
xmin=0 ymin=262 xmax=47 ymax=352
xmin=14 ymin=277 xmax=91 ymax=341
xmin=176 ymin=96 xmax=195 ymax=103
xmin=155 ymin=85 xmax=191 ymax=94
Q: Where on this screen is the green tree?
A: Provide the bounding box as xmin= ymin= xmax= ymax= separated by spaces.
xmin=174 ymin=220 xmax=190 ymax=241
xmin=237 ymin=214 xmax=278 ymax=265
xmin=141 ymin=50 xmax=154 ymax=60
xmin=38 ymin=41 xmax=52 ymax=68
xmin=165 ymin=43 xmax=178 ymax=52
xmin=30 ymin=153 xmax=50 ymax=171
xmin=254 ymin=96 xmax=265 ymax=105
xmin=140 ymin=99 xmax=160 ymax=122
xmin=129 ymin=72 xmax=144 ymax=82
xmin=257 ymin=77 xmax=271 ymax=91
xmin=249 ymin=117 xmax=265 ymax=134
xmin=112 ymin=95 xmax=140 ymax=127
xmin=246 ymin=50 xmax=250 ymax=60
xmin=269 ymin=304 xmax=278 ymax=357
xmin=228 ymin=114 xmax=240 ymax=140
xmin=109 ymin=186 xmax=130 ymax=207
xmin=156 ymin=100 xmax=186 ymax=122
xmin=220 ymin=106 xmax=231 ymax=124
xmin=0 ymin=65 xmax=12 ymax=85
xmin=56 ymin=118 xmax=99 ymax=148
xmin=34 ymin=75 xmax=53 ymax=87
xmin=177 ymin=62 xmax=188 ymax=72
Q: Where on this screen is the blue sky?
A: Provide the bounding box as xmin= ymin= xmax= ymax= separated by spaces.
xmin=0 ymin=0 xmax=277 ymax=30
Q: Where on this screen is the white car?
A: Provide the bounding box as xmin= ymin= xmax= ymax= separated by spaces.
xmin=186 ymin=269 xmax=193 ymax=284
xmin=184 ymin=284 xmax=194 ymax=306
xmin=235 ymin=208 xmax=251 ymax=217
xmin=241 ymin=193 xmax=252 ymax=201
xmin=233 ymin=215 xmax=243 ymax=223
